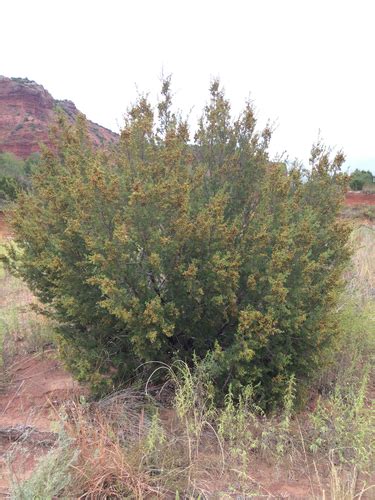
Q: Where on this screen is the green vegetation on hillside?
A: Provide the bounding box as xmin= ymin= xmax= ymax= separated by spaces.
xmin=0 ymin=152 xmax=39 ymax=207
xmin=7 ymin=80 xmax=351 ymax=409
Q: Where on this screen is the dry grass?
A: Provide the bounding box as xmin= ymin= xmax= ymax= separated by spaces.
xmin=12 ymin=387 xmax=228 ymax=499
xmin=363 ymin=183 xmax=375 ymax=195
xmin=345 ymin=224 xmax=375 ymax=299
xmin=0 ymin=242 xmax=54 ymax=381
xmin=343 ymin=206 xmax=375 ymax=222
xmin=62 ymin=401 xmax=162 ymax=498
xmin=11 ymin=351 xmax=374 ymax=499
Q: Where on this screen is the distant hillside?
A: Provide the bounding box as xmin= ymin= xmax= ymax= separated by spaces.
xmin=0 ymin=76 xmax=118 ymax=158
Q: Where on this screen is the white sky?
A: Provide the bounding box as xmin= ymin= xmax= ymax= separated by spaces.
xmin=1 ymin=0 xmax=374 ymax=172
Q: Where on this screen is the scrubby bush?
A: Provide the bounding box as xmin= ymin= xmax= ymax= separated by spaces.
xmin=0 ymin=175 xmax=20 ymax=204
xmin=8 ymin=80 xmax=351 ymax=408
xmin=350 ymin=178 xmax=364 ymax=191
xmin=0 ymin=152 xmax=39 ymax=206
xmin=349 ymin=169 xmax=373 ymax=191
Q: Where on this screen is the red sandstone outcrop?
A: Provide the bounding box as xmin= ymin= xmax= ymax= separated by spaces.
xmin=0 ymin=76 xmax=118 ymax=158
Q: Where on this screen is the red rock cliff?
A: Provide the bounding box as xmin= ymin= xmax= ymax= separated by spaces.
xmin=0 ymin=76 xmax=118 ymax=158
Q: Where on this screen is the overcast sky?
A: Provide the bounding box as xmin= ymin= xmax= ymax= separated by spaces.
xmin=2 ymin=0 xmax=374 ymax=172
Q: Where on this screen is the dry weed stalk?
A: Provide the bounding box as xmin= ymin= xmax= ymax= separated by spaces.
xmin=60 ymin=393 xmax=169 ymax=498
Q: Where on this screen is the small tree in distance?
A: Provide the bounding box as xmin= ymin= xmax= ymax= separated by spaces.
xmin=8 ymin=79 xmax=351 ymax=409
xmin=349 ymin=169 xmax=373 ymax=191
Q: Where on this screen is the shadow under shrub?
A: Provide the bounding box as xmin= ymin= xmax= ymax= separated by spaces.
xmin=7 ymin=79 xmax=351 ymax=409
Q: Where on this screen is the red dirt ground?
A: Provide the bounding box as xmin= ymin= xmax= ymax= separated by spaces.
xmin=0 ymin=352 xmax=81 ymax=495
xmin=345 ymin=191 xmax=375 ymax=206
xmin=0 ymin=357 xmax=318 ymax=499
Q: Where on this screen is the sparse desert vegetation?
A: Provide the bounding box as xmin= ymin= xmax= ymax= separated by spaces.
xmin=1 ymin=0 xmax=375 ymax=495
xmin=1 ymin=226 xmax=374 ymax=497
xmin=0 ymin=81 xmax=374 ymax=498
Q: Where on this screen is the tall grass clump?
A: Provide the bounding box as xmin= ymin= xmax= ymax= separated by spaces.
xmin=0 ymin=262 xmax=54 ymax=364
xmin=10 ymin=383 xmax=227 ymax=499
xmin=0 ymin=236 xmax=55 ymax=396
xmin=307 ymin=224 xmax=375 ymax=473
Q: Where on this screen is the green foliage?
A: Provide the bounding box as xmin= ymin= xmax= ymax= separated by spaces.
xmin=0 ymin=243 xmax=6 ymax=381
xmin=309 ymin=368 xmax=374 ymax=468
xmin=0 ymin=152 xmax=39 ymax=206
xmin=350 ymin=178 xmax=364 ymax=191
xmin=8 ymin=80 xmax=351 ymax=408
xmin=24 ymin=152 xmax=41 ymax=175
xmin=0 ymin=175 xmax=20 ymax=203
xmin=11 ymin=433 xmax=78 ymax=499
xmin=0 ymin=152 xmax=25 ymax=177
xmin=218 ymin=384 xmax=259 ymax=467
xmin=308 ymin=289 xmax=375 ymax=470
xmin=349 ymin=169 xmax=374 ymax=190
